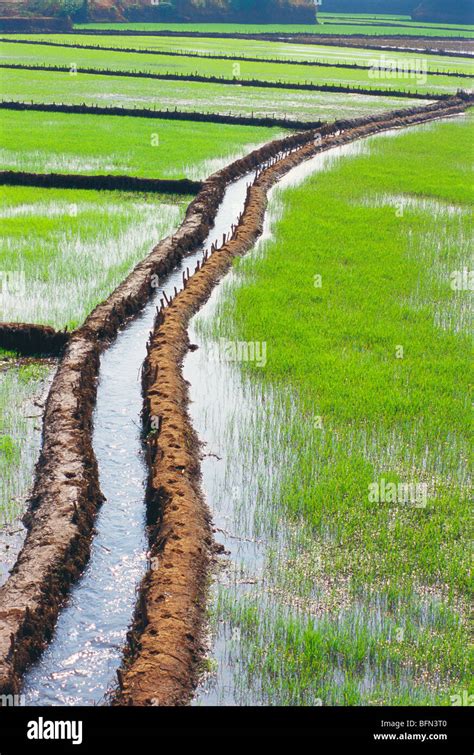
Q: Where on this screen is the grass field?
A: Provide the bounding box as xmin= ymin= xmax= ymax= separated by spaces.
xmin=193 ymin=113 xmax=473 ymax=705
xmin=0 ymin=185 xmax=190 ymax=329
xmin=2 ymin=39 xmax=471 ymax=93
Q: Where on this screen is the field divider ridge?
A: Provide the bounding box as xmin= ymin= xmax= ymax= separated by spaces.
xmin=0 ymin=100 xmax=323 ymax=131
xmin=0 ymin=322 xmax=69 ymax=357
xmin=0 ymin=170 xmax=203 ymax=195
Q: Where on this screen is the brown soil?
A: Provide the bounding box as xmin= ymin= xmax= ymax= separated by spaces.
xmin=286 ymin=35 xmax=474 ymax=57
xmin=0 ymin=322 xmax=69 ymax=356
xmin=115 ymin=94 xmax=471 ymax=707
xmin=0 ymin=170 xmax=202 ymax=196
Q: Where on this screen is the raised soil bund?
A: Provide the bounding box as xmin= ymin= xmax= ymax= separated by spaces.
xmin=0 ymin=120 xmax=332 ymax=697
xmin=0 ymin=170 xmax=202 ymax=195
xmin=115 ymin=94 xmax=472 ymax=707
xmin=0 ymin=323 xmax=69 ymax=356
xmin=1 ymin=37 xmax=470 ymax=78
xmin=0 ymin=62 xmax=441 ymax=100
xmin=0 ymin=100 xmax=323 ymax=131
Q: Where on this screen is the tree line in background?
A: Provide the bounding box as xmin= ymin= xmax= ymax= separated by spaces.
xmin=12 ymin=0 xmax=317 ymax=24
xmin=4 ymin=0 xmax=473 ymax=25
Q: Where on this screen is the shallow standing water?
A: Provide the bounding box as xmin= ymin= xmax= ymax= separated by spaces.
xmin=185 ymin=123 xmax=457 ymax=705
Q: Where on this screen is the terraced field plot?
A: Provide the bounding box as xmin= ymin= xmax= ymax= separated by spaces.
xmin=0 ymin=185 xmax=190 ymax=329
xmin=190 ymin=113 xmax=472 ymax=706
xmin=7 ymin=34 xmax=474 ymax=74
xmin=1 ymin=39 xmax=470 ymax=94
xmin=0 ymin=109 xmax=284 ymax=179
xmin=1 ymin=70 xmax=432 ymax=125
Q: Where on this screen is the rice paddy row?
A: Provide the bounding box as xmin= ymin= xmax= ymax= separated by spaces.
xmin=7 ymin=34 xmax=473 ymax=74
xmin=0 ymin=359 xmax=55 ymax=587
xmin=0 ymin=110 xmax=284 ymax=181
xmin=0 ymin=185 xmax=191 ymax=330
xmin=190 ymin=113 xmax=473 ymax=706
xmin=0 ymin=69 xmax=430 ymax=125
xmin=1 ymin=40 xmax=471 ymax=94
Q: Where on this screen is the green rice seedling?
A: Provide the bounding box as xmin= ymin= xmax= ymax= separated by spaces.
xmin=0 ymin=185 xmax=190 ymax=329
xmin=0 ymin=360 xmax=54 ymax=585
xmin=0 ymin=109 xmax=284 ymax=180
xmin=190 ymin=114 xmax=473 ymax=706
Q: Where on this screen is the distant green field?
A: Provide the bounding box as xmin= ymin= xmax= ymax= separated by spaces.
xmin=2 ymin=41 xmax=469 ymax=95
xmin=0 ymin=109 xmax=283 ymax=180
xmin=74 ymin=22 xmax=474 ymax=39
xmin=197 ymin=112 xmax=473 ymax=705
xmin=6 ymin=35 xmax=473 ymax=76
xmin=0 ymin=185 xmax=190 ymax=330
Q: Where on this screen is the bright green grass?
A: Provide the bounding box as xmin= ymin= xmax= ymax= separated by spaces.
xmin=73 ymin=22 xmax=474 ymax=39
xmin=0 ymin=185 xmax=190 ymax=330
xmin=0 ymin=69 xmax=436 ymax=125
xmin=6 ymin=35 xmax=473 ymax=75
xmin=194 ymin=114 xmax=473 ymax=705
xmin=1 ymin=40 xmax=471 ymax=92
xmin=0 ymin=360 xmax=54 ymax=586
xmin=0 ymin=109 xmax=283 ymax=180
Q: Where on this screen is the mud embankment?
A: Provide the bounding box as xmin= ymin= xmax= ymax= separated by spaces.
xmin=0 ymin=100 xmax=323 ymax=132
xmin=0 ymin=62 xmax=442 ymax=100
xmin=0 ymin=123 xmax=335 ymax=697
xmin=0 ymin=323 xmax=69 ymax=356
xmin=115 ymin=94 xmax=472 ymax=707
xmin=0 ymin=171 xmax=202 ymax=195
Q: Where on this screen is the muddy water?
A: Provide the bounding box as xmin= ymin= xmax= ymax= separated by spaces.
xmin=21 ymin=174 xmax=252 ymax=706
